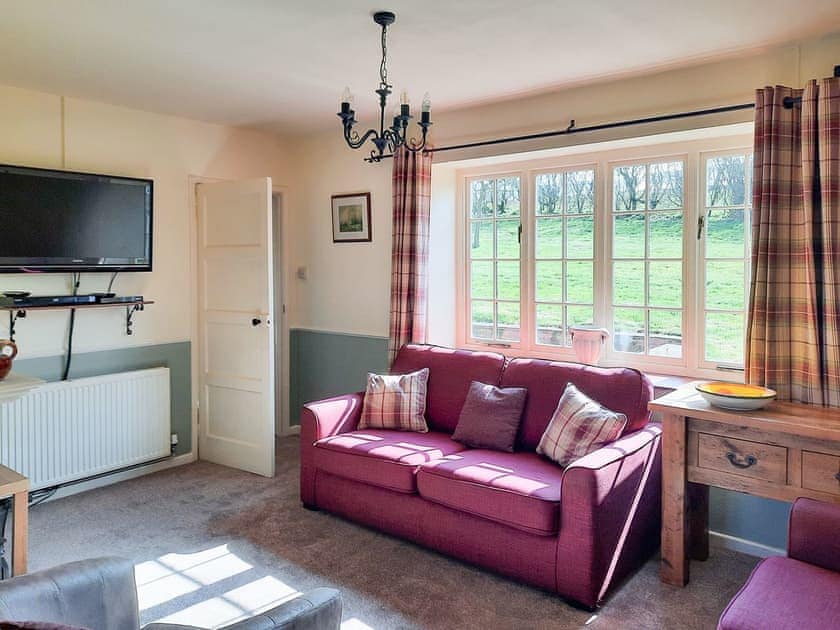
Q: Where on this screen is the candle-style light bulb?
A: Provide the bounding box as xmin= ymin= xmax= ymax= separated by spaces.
xmin=340 ymin=87 xmax=353 ymax=115
xmin=421 ymin=92 xmax=431 ymax=113
xmin=421 ymin=92 xmax=431 ymax=124
xmin=399 ymin=89 xmax=410 ymax=117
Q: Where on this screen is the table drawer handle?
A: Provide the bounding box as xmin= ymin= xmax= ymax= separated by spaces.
xmin=726 ymin=452 xmax=757 ymax=469
xmin=835 ymin=472 xmax=840 ymax=483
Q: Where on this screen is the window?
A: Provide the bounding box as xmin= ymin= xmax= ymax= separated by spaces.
xmin=535 ymin=169 xmax=595 ymax=347
xmin=611 ymin=160 xmax=684 ymax=358
xmin=467 ymin=175 xmax=521 ymax=343
xmin=700 ymin=153 xmax=752 ymax=367
xmin=458 ymin=134 xmax=754 ymax=377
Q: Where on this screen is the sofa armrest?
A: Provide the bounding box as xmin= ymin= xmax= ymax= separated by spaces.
xmin=300 ymin=393 xmax=364 ymax=506
xmin=788 ymin=497 xmax=840 ymax=572
xmin=555 ymin=424 xmax=662 ymax=608
xmin=563 ymin=424 xmax=662 ymax=503
xmin=301 ymin=393 xmax=364 ymax=442
xmin=144 ymin=588 xmax=342 ymax=630
xmin=0 ymin=556 xmax=140 ymax=629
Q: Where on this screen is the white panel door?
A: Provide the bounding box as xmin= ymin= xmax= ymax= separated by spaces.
xmin=196 ymin=178 xmax=275 ymax=477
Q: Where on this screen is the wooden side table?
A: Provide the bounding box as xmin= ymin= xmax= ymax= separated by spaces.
xmin=0 ymin=465 xmax=28 ymax=577
xmin=650 ymin=386 xmax=840 ymax=586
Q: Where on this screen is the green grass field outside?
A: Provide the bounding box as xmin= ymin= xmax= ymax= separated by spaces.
xmin=469 ymin=210 xmax=747 ymax=362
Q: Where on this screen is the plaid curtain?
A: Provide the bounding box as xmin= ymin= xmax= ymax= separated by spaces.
xmin=389 ymin=146 xmax=433 ymax=363
xmin=746 ymin=78 xmax=840 ymax=405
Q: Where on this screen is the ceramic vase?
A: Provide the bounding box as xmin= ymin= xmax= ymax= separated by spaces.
xmin=569 ymin=326 xmax=609 ymax=365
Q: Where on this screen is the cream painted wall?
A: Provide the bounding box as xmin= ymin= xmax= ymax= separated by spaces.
xmin=0 ymin=84 xmax=295 ymax=360
xmin=286 ymin=132 xmax=393 ymax=337
xmin=289 ymin=32 xmax=840 ymax=339
xmin=427 ymin=164 xmax=457 ymax=347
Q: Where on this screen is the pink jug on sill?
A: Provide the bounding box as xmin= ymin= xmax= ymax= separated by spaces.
xmin=569 ymin=326 xmax=609 ymax=365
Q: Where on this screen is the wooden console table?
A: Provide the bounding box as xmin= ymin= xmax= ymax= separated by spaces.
xmin=650 ymin=387 xmax=840 ymax=586
xmin=0 ymin=465 xmax=28 ymax=576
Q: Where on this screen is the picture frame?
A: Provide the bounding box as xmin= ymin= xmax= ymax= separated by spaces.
xmin=331 ymin=192 xmax=372 ymax=243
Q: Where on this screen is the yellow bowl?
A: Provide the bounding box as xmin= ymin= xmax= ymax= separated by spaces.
xmin=695 ymin=382 xmax=777 ymax=410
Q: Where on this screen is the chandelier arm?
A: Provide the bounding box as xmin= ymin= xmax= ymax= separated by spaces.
xmin=404 ymin=136 xmax=427 ymax=152
xmin=344 ymin=125 xmax=380 ymax=150
xmin=381 ymin=129 xmax=399 ymax=153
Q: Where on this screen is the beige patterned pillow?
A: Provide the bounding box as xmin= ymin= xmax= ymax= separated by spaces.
xmin=537 ymin=383 xmax=627 ymax=467
xmin=358 ymin=368 xmax=430 ymax=432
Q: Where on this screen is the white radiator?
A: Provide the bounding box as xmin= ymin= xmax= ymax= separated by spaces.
xmin=0 ymin=367 xmax=171 ymax=490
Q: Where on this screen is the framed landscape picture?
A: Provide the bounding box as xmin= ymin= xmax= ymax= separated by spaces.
xmin=331 ymin=192 xmax=372 ymax=242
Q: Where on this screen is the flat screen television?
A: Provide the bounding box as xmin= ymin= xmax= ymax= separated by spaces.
xmin=0 ymin=164 xmax=153 ymax=273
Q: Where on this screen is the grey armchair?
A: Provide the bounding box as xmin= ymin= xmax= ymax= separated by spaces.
xmin=0 ymin=557 xmax=342 ymax=630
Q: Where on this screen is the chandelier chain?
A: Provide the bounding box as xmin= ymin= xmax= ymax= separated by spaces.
xmin=379 ymin=23 xmax=389 ymax=89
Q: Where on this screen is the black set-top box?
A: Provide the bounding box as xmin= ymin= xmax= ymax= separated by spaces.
xmin=0 ymin=294 xmax=144 ymax=308
xmin=6 ymin=294 xmax=98 ymax=307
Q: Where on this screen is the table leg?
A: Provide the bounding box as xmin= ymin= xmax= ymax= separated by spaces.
xmin=661 ymin=412 xmax=689 ymax=586
xmin=688 ymin=483 xmax=709 ymax=561
xmin=11 ymin=490 xmax=27 ymax=576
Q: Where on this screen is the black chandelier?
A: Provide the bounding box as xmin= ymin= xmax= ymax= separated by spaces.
xmin=338 ymin=11 xmax=432 ymax=163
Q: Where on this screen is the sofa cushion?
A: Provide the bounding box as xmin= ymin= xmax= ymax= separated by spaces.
xmin=501 ymin=358 xmax=652 ymax=451
xmin=391 ymin=344 xmax=506 ymax=433
xmin=718 ymin=556 xmax=840 ymax=630
xmin=359 ymin=368 xmax=430 ymax=432
xmin=452 ymin=381 xmax=527 ymax=452
xmin=416 ymin=449 xmax=564 ymax=535
xmin=313 ymin=430 xmax=466 ymax=493
xmin=537 ymin=383 xmax=627 ymax=467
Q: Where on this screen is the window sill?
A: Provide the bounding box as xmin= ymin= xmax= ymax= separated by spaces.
xmin=645 ymin=372 xmax=699 ymax=397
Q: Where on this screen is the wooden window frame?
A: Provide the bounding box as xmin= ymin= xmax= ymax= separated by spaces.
xmin=454 ymin=133 xmax=753 ymax=379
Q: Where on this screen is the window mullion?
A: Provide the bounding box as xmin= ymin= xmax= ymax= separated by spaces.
xmin=521 ymin=171 xmax=534 ymax=351
xmin=597 ymin=158 xmax=612 ymax=359
xmin=685 ymin=150 xmax=699 ymax=373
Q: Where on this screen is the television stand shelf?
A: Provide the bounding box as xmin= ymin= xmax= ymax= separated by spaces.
xmin=2 ymin=300 xmax=154 ymax=341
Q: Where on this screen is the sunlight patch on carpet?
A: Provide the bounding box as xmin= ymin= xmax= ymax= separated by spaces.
xmin=136 ymin=544 xmax=253 ymax=612
xmin=341 ymin=619 xmax=376 ymax=629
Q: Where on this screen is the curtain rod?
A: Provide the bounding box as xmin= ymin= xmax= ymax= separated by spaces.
xmin=372 ymin=63 xmax=840 ymax=161
xmin=375 ymin=102 xmax=755 ymax=161
xmin=782 ymin=64 xmax=840 ymax=108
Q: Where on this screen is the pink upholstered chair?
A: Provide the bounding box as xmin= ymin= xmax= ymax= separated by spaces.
xmin=718 ymin=497 xmax=840 ymax=629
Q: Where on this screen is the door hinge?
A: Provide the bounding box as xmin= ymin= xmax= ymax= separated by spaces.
xmin=697 ymin=215 xmax=705 ymax=240
xmin=518 ymin=223 xmax=522 ymax=244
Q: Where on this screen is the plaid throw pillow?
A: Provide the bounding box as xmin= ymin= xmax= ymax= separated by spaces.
xmin=359 ymin=368 xmax=430 ymax=432
xmin=537 ymin=383 xmax=627 ymax=467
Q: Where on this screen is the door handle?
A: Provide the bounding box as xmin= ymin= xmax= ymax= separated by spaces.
xmin=251 ymin=318 xmax=262 ymax=327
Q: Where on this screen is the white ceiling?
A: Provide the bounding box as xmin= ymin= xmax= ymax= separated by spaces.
xmin=1 ymin=1 xmax=839 ymax=136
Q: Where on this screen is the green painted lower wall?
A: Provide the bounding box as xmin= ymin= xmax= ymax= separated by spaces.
xmin=710 ymin=489 xmax=789 ymax=550
xmin=289 ymin=328 xmax=790 ymax=551
xmin=289 ymin=328 xmax=389 ymax=426
xmin=13 ymin=342 xmax=192 ymax=456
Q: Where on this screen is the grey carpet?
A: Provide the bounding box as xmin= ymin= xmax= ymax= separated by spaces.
xmin=28 ymin=436 xmax=758 ymax=629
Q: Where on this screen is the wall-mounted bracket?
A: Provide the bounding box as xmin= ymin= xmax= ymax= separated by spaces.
xmin=125 ymin=303 xmax=144 ymax=336
xmin=1 ymin=300 xmax=152 ymax=342
xmin=7 ymin=310 xmax=25 ymax=343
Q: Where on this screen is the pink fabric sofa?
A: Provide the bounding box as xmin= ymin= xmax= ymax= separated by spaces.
xmin=300 ymin=344 xmax=662 ymax=608
xmin=718 ymin=497 xmax=840 ymax=629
